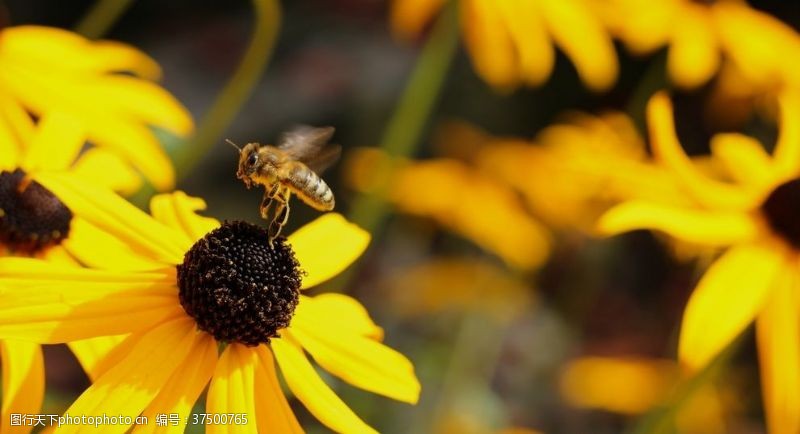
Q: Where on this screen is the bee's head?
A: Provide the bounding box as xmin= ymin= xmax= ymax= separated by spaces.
xmin=235 ymin=143 xmax=262 ymax=188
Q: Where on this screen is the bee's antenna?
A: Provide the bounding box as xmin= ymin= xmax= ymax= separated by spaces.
xmin=225 ymin=139 xmax=242 ymax=152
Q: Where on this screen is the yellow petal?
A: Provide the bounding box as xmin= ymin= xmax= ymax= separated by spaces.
xmin=1 ymin=340 xmax=44 ymax=434
xmin=63 ymin=218 xmax=165 ymax=271
xmin=34 ymin=172 xmax=187 ymax=264
xmin=0 ymin=95 xmax=34 ymax=146
xmin=38 ymin=245 xmax=78 ymax=265
xmin=57 ymin=318 xmax=198 ymax=434
xmin=756 ymin=267 xmax=800 ymax=434
xmin=773 ymin=90 xmax=800 ymax=179
xmin=287 ymin=316 xmax=420 ymax=403
xmin=85 ymin=332 xmax=147 ymax=382
xmin=495 ymin=0 xmax=554 ymax=87
xmin=299 ymin=294 xmax=384 ymax=340
xmin=647 ymin=92 xmax=755 ymax=210
xmin=666 ymin=5 xmax=719 ymax=88
xmin=67 ymin=335 xmax=127 ymax=382
xmin=0 ymin=96 xmax=24 ymax=170
xmin=390 ymin=0 xmax=445 ymax=39
xmin=252 ymin=345 xmax=303 ymax=434
xmin=0 ymin=256 xmax=173 ymax=283
xmin=20 ymin=112 xmax=85 ymax=172
xmin=597 ymin=201 xmax=758 ymax=246
xmin=288 ymin=213 xmax=370 ymax=289
xmin=67 ymin=109 xmax=177 ymax=191
xmin=383 ymin=258 xmax=533 ymax=320
xmin=206 ymin=344 xmax=259 ymax=434
xmin=595 ymin=0 xmax=675 ymax=55
xmin=0 ymin=26 xmax=160 ymax=78
xmin=89 ymin=41 xmax=162 ymax=79
xmin=83 ymin=76 xmax=193 ymax=136
xmin=0 ymin=67 xmax=178 ymax=190
xmin=538 ymin=0 xmax=618 ymax=91
xmin=69 ymin=148 xmax=143 ymax=195
xmin=559 ymin=356 xmax=676 ymax=414
xmin=710 ymin=133 xmax=775 ymax=193
xmin=0 ymin=123 xmax=19 ymax=170
xmin=0 ymin=258 xmax=182 ymax=343
xmin=460 ymin=0 xmax=519 ymax=89
xmin=679 ymin=243 xmax=783 ymax=371
xmin=390 ymin=159 xmax=551 ymax=269
xmin=271 ymin=337 xmax=378 ymax=434
xmin=712 ymin=2 xmax=800 ymax=89
xmin=150 ymin=192 xmax=220 ymax=244
xmin=134 ymin=333 xmax=217 ymax=434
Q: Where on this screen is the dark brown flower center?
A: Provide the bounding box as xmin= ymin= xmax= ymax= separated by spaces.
xmin=0 ymin=169 xmax=72 ymax=254
xmin=761 ymin=178 xmax=800 ymax=249
xmin=176 ymin=221 xmax=302 ymax=346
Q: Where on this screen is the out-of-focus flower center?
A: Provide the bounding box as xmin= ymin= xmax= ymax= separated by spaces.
xmin=176 ymin=221 xmax=302 ymax=346
xmin=0 ymin=169 xmax=72 ymax=254
xmin=761 ymin=178 xmax=800 ymax=249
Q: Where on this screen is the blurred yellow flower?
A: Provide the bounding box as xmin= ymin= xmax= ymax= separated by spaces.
xmin=391 ymin=0 xmax=617 ymax=91
xmin=594 ymin=0 xmax=800 ymax=89
xmin=0 ymin=182 xmax=419 ymax=433
xmin=0 ymin=26 xmax=193 ymax=190
xmin=560 ymin=356 xmax=729 ymax=433
xmin=466 ymin=114 xmax=689 ymax=232
xmin=599 ymin=91 xmax=800 ymax=434
xmin=346 ymin=149 xmax=551 ymax=270
xmin=383 ymin=257 xmax=535 ymax=320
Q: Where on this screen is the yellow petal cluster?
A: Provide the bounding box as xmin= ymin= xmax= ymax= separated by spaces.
xmin=391 ymin=0 xmax=617 ymax=91
xmin=0 ymin=26 xmax=193 ymax=190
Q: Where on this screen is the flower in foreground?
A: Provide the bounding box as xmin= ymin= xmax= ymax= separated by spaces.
xmin=598 ymin=91 xmax=800 ymax=433
xmin=0 ymin=25 xmax=193 ymax=189
xmin=390 ymin=0 xmax=617 ymax=91
xmin=0 ymin=175 xmax=420 ymax=433
xmin=0 ymin=115 xmax=143 ymax=434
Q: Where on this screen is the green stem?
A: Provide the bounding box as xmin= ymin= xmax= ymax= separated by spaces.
xmin=173 ymin=0 xmax=281 ymax=180
xmin=628 ymin=335 xmax=740 ymax=434
xmin=74 ymin=0 xmax=136 ymax=39
xmin=626 ymin=52 xmax=668 ymax=134
xmin=347 ymin=1 xmax=459 ymax=233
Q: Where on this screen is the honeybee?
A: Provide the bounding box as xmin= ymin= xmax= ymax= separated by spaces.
xmin=229 ymin=126 xmax=340 ymax=242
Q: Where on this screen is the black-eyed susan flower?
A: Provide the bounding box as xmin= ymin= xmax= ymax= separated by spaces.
xmin=0 ymin=114 xmax=146 ymax=434
xmin=0 ymin=177 xmax=420 ymax=433
xmin=0 ymin=25 xmax=193 ymax=190
xmin=598 ymin=91 xmax=800 ymax=433
xmin=593 ymin=0 xmax=800 ymax=90
xmin=391 ymin=0 xmax=617 ymax=91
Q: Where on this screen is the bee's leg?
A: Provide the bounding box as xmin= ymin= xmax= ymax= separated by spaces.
xmin=259 ymin=195 xmax=274 ymax=221
xmin=269 ymin=188 xmax=291 ymax=241
xmin=259 ymin=184 xmax=280 ymax=221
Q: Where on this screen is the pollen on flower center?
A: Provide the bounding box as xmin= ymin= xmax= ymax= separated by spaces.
xmin=176 ymin=220 xmax=302 ymax=346
xmin=0 ymin=169 xmax=73 ymax=254
xmin=761 ymin=178 xmax=800 ymax=249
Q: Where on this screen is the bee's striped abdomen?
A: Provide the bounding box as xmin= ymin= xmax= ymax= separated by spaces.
xmin=288 ymin=164 xmax=335 ymax=211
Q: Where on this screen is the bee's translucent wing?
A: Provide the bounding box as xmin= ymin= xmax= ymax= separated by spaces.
xmin=277 ymin=125 xmax=335 ymax=162
xmin=303 ymin=143 xmax=341 ymax=174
